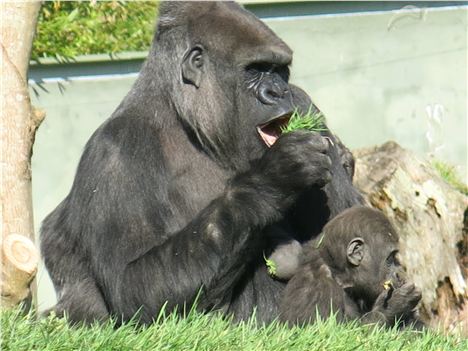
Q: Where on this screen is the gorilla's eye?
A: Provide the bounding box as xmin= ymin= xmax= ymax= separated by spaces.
xmin=386 ymin=250 xmax=400 ymax=266
xmin=246 ymin=62 xmax=274 ymax=74
xmin=276 ymin=65 xmax=290 ymax=82
xmin=245 ymin=63 xmax=272 ymax=89
xmin=245 ymin=62 xmax=289 ymax=82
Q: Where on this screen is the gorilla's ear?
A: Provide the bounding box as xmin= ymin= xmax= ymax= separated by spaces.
xmin=181 ymin=46 xmax=205 ymax=88
xmin=347 ymin=238 xmax=365 ymax=266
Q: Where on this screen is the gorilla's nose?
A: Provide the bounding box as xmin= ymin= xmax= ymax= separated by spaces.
xmin=258 ymin=80 xmax=289 ymax=105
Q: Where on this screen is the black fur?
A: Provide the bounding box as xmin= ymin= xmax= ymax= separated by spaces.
xmin=41 ymin=1 xmax=362 ymax=324
xmin=280 ymin=206 xmax=423 ymax=329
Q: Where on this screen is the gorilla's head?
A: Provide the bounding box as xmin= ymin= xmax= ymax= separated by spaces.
xmin=146 ymin=1 xmax=296 ymax=169
xmin=319 ymin=206 xmax=405 ymax=306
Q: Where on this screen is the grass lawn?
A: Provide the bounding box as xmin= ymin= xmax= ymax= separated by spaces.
xmin=1 ymin=308 xmax=466 ymax=351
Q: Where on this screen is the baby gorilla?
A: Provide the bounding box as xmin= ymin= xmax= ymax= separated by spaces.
xmin=279 ymin=206 xmax=423 ymax=328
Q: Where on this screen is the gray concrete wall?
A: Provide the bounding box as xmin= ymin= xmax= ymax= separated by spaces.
xmin=267 ymin=4 xmax=467 ymax=169
xmin=29 ymin=2 xmax=467 ymax=311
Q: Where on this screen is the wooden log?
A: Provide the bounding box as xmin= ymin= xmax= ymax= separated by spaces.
xmin=354 ymin=141 xmax=467 ymax=334
xmin=1 ymin=234 xmax=39 ymax=308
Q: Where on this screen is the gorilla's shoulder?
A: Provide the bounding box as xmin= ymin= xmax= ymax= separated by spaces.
xmin=77 ymin=114 xmax=165 ymax=182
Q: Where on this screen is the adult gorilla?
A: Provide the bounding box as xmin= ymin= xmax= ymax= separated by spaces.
xmin=41 ymin=1 xmax=362 ymax=324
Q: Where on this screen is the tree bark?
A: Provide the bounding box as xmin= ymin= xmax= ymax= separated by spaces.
xmin=354 ymin=141 xmax=467 ymax=334
xmin=1 ymin=1 xmax=43 ymax=309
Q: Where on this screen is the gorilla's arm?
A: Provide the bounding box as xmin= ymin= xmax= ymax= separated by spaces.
xmin=112 ymin=131 xmax=331 ymax=322
xmin=119 ymin=173 xmax=279 ymax=318
xmin=279 ymin=253 xmax=359 ymax=325
xmin=360 ymin=283 xmax=422 ymax=328
xmin=281 ymin=267 xmax=422 ymax=328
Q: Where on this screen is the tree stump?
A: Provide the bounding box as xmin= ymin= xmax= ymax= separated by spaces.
xmin=354 ymin=141 xmax=467 ymax=334
xmin=0 ymin=1 xmax=42 ymax=309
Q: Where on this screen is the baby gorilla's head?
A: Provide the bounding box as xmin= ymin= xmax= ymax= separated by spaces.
xmin=317 ymin=206 xmax=405 ymax=306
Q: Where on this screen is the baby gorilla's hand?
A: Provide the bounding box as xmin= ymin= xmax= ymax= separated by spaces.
xmin=374 ymin=282 xmax=422 ymax=324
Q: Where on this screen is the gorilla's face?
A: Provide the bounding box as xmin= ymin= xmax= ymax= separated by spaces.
xmin=166 ymin=1 xmax=296 ymax=168
xmin=229 ymin=50 xmax=296 ymax=166
xmin=245 ymin=62 xmax=294 ymax=148
xmin=362 ymin=242 xmax=403 ymax=302
xmin=348 ymin=223 xmax=405 ymax=305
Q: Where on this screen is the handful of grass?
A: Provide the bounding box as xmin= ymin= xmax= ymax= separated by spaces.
xmin=263 ymin=252 xmax=277 ymax=277
xmin=280 ymin=106 xmax=327 ymax=134
xmin=383 ymin=280 xmax=394 ymax=290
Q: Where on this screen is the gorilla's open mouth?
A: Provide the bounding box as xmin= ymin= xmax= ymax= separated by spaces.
xmin=257 ymin=114 xmax=291 ymax=147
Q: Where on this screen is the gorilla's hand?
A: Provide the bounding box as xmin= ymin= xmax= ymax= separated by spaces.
xmin=258 ymin=131 xmax=332 ymax=194
xmin=373 ymin=282 xmax=422 ymax=323
xmin=334 ymin=135 xmax=355 ymax=180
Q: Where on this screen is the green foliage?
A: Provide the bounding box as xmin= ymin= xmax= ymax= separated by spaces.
xmin=315 ymin=232 xmax=326 ymax=248
xmin=432 ymin=160 xmax=468 ymax=196
xmin=2 ymin=307 xmax=466 ymax=351
xmin=32 ymin=1 xmax=159 ymax=61
xmin=281 ymin=107 xmax=327 ymax=134
xmin=263 ymin=252 xmax=277 ymax=277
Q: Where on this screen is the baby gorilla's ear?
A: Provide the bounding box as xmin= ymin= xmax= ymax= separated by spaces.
xmin=347 ymin=237 xmax=365 ymax=266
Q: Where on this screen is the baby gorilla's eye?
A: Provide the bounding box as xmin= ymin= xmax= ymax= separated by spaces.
xmin=386 ymin=250 xmax=400 ymax=266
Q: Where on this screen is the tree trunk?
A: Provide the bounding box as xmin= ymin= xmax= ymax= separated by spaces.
xmin=0 ymin=1 xmax=43 ymax=309
xmin=354 ymin=141 xmax=467 ymax=334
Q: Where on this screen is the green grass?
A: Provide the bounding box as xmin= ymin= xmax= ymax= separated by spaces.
xmin=281 ymin=107 xmax=327 ymax=134
xmin=32 ymin=1 xmax=159 ymax=61
xmin=263 ymin=252 xmax=278 ymax=277
xmin=2 ymin=308 xmax=466 ymax=351
xmin=432 ymin=160 xmax=468 ymax=196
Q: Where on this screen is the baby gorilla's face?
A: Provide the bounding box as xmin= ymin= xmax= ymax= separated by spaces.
xmin=377 ymin=249 xmax=405 ymax=293
xmin=354 ymin=238 xmax=405 ymax=304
